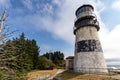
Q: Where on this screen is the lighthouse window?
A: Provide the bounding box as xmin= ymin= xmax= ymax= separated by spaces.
xmin=81 ymin=9 xmax=83 ymax=12
xmin=76 ymin=10 xmax=80 ymax=16
xmin=87 ymin=6 xmax=91 ymax=11
xmin=86 ymin=7 xmax=88 ymax=11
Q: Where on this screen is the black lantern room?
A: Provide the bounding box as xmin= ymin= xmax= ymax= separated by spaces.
xmin=74 ymin=4 xmax=100 ymax=34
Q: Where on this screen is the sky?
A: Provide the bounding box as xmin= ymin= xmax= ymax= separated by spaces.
xmin=0 ymin=0 xmax=120 ymax=63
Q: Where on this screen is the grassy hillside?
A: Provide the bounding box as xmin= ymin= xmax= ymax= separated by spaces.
xmin=0 ymin=70 xmax=27 ymax=80
xmin=56 ymin=71 xmax=120 ymax=80
xmin=27 ymin=69 xmax=58 ymax=80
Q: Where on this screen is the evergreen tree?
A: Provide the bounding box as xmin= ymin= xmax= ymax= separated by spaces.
xmin=1 ymin=33 xmax=40 ymax=71
xmin=43 ymin=51 xmax=64 ymax=67
xmin=36 ymin=56 xmax=49 ymax=70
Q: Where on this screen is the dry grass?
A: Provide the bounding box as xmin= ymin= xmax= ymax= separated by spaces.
xmin=27 ymin=69 xmax=58 ymax=80
xmin=56 ymin=71 xmax=120 ymax=80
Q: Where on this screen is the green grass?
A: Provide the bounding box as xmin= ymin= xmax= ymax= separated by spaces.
xmin=56 ymin=71 xmax=120 ymax=80
xmin=0 ymin=70 xmax=27 ymax=80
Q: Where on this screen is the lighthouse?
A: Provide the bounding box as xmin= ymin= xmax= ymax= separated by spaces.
xmin=74 ymin=4 xmax=108 ymax=73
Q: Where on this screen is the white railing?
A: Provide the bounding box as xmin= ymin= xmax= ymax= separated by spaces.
xmin=75 ymin=11 xmax=96 ymax=22
xmin=78 ymin=11 xmax=96 ymax=18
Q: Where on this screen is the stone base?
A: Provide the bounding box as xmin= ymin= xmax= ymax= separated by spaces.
xmin=74 ymin=68 xmax=108 ymax=74
xmin=74 ymin=52 xmax=108 ymax=74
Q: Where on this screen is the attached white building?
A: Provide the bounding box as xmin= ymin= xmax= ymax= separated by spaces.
xmin=66 ymin=56 xmax=74 ymax=70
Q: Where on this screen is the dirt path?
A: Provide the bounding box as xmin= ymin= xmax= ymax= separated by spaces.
xmin=27 ymin=69 xmax=58 ymax=80
xmin=49 ymin=69 xmax=65 ymax=79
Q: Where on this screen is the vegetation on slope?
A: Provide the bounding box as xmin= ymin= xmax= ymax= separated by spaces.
xmin=43 ymin=51 xmax=65 ymax=67
xmin=0 ymin=33 xmax=65 ymax=80
xmin=56 ymin=71 xmax=120 ymax=80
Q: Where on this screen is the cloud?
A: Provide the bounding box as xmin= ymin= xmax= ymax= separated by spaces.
xmin=96 ymin=2 xmax=120 ymax=59
xmin=101 ymin=24 xmax=120 ymax=59
xmin=112 ymin=0 xmax=120 ymax=11
xmin=52 ymin=0 xmax=63 ymax=6
xmin=40 ymin=44 xmax=52 ymax=54
xmin=0 ymin=0 xmax=11 ymax=9
xmin=42 ymin=3 xmax=53 ymax=15
xmin=22 ymin=0 xmax=33 ymax=10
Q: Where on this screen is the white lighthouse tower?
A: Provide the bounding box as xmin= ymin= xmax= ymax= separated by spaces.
xmin=74 ymin=4 xmax=108 ymax=73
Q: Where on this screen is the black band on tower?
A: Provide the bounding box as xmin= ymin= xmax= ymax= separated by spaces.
xmin=76 ymin=39 xmax=103 ymax=52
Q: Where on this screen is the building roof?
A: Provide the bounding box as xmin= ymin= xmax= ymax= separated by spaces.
xmin=66 ymin=56 xmax=74 ymax=59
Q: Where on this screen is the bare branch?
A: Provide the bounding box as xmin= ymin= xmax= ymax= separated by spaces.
xmin=0 ymin=10 xmax=16 ymax=45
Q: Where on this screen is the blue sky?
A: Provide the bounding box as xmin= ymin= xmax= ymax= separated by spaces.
xmin=0 ymin=0 xmax=120 ymax=61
